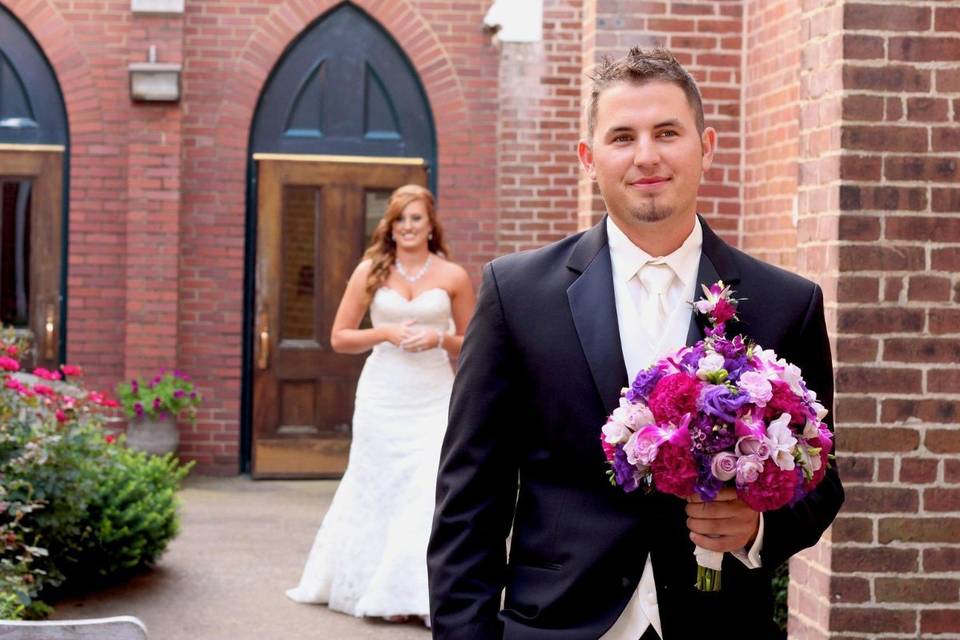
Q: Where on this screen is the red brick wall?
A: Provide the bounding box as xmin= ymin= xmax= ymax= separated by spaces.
xmin=826 ymin=2 xmax=960 ymax=636
xmin=8 ymin=0 xmax=501 ymax=473
xmin=495 ymin=0 xmax=582 ymax=253
xmin=791 ymin=2 xmax=843 ymax=638
xmin=741 ymin=0 xmax=801 ymax=269
xmin=178 ymin=0 xmax=501 ymax=471
xmin=580 ymin=0 xmax=744 ymax=242
xmin=6 ymin=0 xmax=129 ymax=397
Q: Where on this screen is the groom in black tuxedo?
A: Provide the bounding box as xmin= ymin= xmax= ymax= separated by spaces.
xmin=428 ymin=48 xmax=843 ymax=639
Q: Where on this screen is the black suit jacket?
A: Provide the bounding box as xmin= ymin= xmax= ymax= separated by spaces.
xmin=428 ymin=217 xmax=844 ymax=639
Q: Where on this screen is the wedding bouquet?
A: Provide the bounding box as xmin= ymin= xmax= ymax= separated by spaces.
xmin=600 ymin=281 xmax=834 ymax=591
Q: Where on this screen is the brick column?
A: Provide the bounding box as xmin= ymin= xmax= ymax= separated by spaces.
xmin=495 ymin=0 xmax=582 ymax=253
xmin=741 ymin=0 xmax=802 ymax=269
xmin=791 ymin=2 xmax=843 ymax=638
xmin=124 ymin=15 xmax=184 ymax=380
xmin=798 ymin=2 xmax=960 ymax=637
xmin=577 ymin=0 xmax=745 ymax=240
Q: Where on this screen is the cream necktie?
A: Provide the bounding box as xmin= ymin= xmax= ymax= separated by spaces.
xmin=635 ymin=262 xmax=675 ymax=340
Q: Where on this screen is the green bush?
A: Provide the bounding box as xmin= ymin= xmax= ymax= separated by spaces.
xmin=62 ymin=443 xmax=193 ymax=581
xmin=772 ymin=560 xmax=789 ymax=632
xmin=0 ymin=330 xmax=192 ymax=617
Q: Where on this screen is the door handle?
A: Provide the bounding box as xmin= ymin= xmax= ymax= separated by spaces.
xmin=44 ymin=304 xmax=55 ymax=360
xmin=257 ymin=313 xmax=269 ymax=370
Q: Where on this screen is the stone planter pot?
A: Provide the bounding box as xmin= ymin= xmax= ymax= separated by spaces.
xmin=125 ymin=413 xmax=179 ymax=455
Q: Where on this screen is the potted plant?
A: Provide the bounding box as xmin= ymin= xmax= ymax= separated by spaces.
xmin=116 ymin=370 xmax=201 ymax=455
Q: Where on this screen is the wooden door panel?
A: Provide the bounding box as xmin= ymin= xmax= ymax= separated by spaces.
xmin=252 ymin=155 xmax=426 ymax=478
xmin=0 ymin=146 xmax=63 ymax=369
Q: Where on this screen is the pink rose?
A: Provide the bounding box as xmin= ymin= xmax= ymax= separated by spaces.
xmin=648 ymin=372 xmax=702 ymax=426
xmin=737 ymin=371 xmax=773 ymax=406
xmin=710 ymin=452 xmax=738 ymax=481
xmin=735 ymin=454 xmax=764 ymax=485
xmin=651 ymin=441 xmax=699 ymax=498
xmin=736 ymin=435 xmax=771 ymax=460
xmin=765 ymin=381 xmax=808 ymax=426
xmin=738 ymin=460 xmax=800 ymax=512
xmin=626 ymin=427 xmax=664 ymax=466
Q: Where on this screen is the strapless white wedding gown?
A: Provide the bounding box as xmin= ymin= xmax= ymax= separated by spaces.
xmin=286 ymin=287 xmax=454 ymax=618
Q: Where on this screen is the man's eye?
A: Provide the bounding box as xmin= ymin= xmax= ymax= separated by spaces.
xmin=657 ymin=130 xmax=678 ymax=138
xmin=612 ymin=134 xmax=632 ymax=143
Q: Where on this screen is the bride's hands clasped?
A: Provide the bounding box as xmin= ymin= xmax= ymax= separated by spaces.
xmin=400 ymin=326 xmax=442 ymax=353
xmin=381 ymin=319 xmax=418 ymax=348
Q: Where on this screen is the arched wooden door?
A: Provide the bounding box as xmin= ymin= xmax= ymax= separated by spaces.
xmin=0 ymin=6 xmax=69 ymax=369
xmin=247 ymin=2 xmax=436 ymax=477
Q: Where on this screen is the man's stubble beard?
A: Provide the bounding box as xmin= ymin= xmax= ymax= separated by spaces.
xmin=628 ymin=198 xmax=672 ymax=224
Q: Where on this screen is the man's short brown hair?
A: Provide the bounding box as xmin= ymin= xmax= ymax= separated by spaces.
xmin=586 ymin=47 xmax=705 ymax=140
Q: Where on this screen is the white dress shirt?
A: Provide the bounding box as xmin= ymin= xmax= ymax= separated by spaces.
xmin=599 ymin=216 xmax=765 ymax=640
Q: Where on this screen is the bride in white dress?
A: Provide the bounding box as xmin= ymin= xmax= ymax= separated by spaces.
xmin=286 ymin=184 xmax=475 ymax=625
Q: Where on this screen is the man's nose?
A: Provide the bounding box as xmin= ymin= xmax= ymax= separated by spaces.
xmin=633 ymin=137 xmax=660 ymax=166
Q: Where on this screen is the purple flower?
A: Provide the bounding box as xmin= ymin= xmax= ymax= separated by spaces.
xmin=627 ymin=365 xmax=666 ymax=403
xmin=700 ymin=385 xmax=750 ymax=424
xmin=174 ymin=389 xmax=185 ymax=399
xmin=695 ymin=453 xmax=724 ymax=501
xmin=723 ymin=355 xmax=750 ymax=381
xmin=153 ymin=397 xmax=163 ymax=410
xmin=679 ymin=345 xmax=706 ymax=373
xmin=134 ymin=402 xmax=144 ymax=417
xmin=697 ymin=419 xmax=737 ymax=454
xmin=131 ymin=379 xmax=139 ymax=393
xmin=189 ymin=392 xmax=197 ymax=400
xmin=612 ymin=446 xmax=643 ymax=493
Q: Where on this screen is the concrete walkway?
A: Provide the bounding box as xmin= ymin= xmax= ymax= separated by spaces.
xmin=51 ymin=476 xmax=431 ymax=640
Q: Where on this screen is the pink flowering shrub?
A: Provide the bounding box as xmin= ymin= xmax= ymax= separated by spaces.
xmin=0 ymin=329 xmax=191 ymax=618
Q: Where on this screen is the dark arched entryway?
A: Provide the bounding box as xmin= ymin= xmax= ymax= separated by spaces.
xmin=0 ymin=5 xmax=69 ymax=368
xmin=244 ymin=2 xmax=437 ymax=476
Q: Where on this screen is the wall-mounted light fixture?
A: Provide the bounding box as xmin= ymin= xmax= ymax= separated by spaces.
xmin=128 ymin=45 xmax=182 ymax=102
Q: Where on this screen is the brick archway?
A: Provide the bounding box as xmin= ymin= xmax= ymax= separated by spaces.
xmin=214 ymin=0 xmax=469 ymax=166
xmin=4 ymin=0 xmax=104 ymax=150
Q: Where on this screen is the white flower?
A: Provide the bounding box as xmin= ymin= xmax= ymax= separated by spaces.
xmin=602 ymin=419 xmax=631 ymax=445
xmin=696 ymin=352 xmax=726 ymax=380
xmin=811 ymin=400 xmax=828 ymax=421
xmin=604 ymin=399 xmax=654 ymax=445
xmin=764 ymin=413 xmax=798 ymax=471
xmin=779 ymin=363 xmax=805 ymax=395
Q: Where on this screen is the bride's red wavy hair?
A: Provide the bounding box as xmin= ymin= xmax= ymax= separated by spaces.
xmin=363 ymin=184 xmax=449 ymax=303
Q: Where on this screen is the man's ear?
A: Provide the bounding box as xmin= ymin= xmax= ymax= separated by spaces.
xmin=577 ymin=139 xmax=596 ymax=181
xmin=700 ymin=127 xmax=717 ymax=174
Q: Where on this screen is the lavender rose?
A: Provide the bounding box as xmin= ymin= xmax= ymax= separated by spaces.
xmin=710 ymin=451 xmax=738 ymax=481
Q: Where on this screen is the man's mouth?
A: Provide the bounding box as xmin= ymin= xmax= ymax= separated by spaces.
xmin=631 ymin=177 xmax=670 ymax=186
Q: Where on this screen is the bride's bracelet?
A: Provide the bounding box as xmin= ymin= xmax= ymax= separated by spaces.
xmin=435 ymin=329 xmax=444 ymax=350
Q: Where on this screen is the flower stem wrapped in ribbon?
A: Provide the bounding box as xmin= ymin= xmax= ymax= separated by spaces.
xmin=600 ymin=281 xmax=834 ymax=591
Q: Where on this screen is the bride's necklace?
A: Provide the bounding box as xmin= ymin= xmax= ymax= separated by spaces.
xmin=395 ymin=254 xmax=432 ymax=283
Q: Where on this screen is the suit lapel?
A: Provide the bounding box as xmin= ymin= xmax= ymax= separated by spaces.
xmin=566 ymin=220 xmax=628 ymax=412
xmin=688 ymin=214 xmax=743 ymax=345
xmin=566 ymin=215 xmax=743 ymax=410
xmin=685 ymin=251 xmax=720 ymax=346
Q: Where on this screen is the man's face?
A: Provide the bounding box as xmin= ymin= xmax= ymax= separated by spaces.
xmin=578 ymin=80 xmax=716 ymax=232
